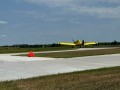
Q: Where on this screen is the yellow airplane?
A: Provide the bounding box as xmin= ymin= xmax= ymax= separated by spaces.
xmin=59 ymin=40 xmax=97 ymax=47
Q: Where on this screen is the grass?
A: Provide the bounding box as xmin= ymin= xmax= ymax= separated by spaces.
xmin=0 ymin=66 xmax=120 ymax=90
xmin=0 ymin=47 xmax=74 ymax=54
xmin=30 ymin=48 xmax=120 ymax=58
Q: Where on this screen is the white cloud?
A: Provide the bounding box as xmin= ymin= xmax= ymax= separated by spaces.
xmin=103 ymin=0 xmax=120 ymax=3
xmin=68 ymin=6 xmax=120 ymax=18
xmin=21 ymin=0 xmax=73 ymax=7
xmin=20 ymin=0 xmax=120 ymax=6
xmin=19 ymin=0 xmax=120 ymax=19
xmin=0 ymin=21 xmax=8 ymax=24
xmin=0 ymin=35 xmax=7 ymax=37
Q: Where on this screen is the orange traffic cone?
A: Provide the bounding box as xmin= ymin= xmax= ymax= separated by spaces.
xmin=28 ymin=52 xmax=34 ymax=57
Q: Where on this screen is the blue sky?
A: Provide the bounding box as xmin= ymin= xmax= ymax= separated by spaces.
xmin=0 ymin=0 xmax=120 ymax=45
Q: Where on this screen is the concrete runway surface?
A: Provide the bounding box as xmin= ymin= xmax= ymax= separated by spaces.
xmin=0 ymin=48 xmax=120 ymax=81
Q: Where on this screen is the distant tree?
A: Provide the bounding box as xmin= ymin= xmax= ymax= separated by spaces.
xmin=51 ymin=43 xmax=60 ymax=47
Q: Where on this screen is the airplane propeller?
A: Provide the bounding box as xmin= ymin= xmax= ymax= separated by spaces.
xmin=72 ymin=39 xmax=75 ymax=43
xmin=82 ymin=40 xmax=84 ymax=45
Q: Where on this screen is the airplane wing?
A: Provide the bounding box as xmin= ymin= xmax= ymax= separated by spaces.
xmin=84 ymin=42 xmax=97 ymax=45
xmin=59 ymin=42 xmax=76 ymax=46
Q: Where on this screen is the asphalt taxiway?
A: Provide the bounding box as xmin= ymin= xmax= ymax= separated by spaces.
xmin=0 ymin=48 xmax=120 ymax=81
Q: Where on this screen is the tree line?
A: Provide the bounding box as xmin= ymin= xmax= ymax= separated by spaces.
xmin=1 ymin=40 xmax=120 ymax=48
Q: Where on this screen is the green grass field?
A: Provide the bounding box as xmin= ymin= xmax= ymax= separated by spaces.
xmin=0 ymin=66 xmax=120 ymax=90
xmin=27 ymin=48 xmax=120 ymax=58
xmin=0 ymin=47 xmax=74 ymax=54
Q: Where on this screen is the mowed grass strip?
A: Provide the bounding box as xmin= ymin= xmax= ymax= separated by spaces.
xmin=0 ymin=47 xmax=74 ymax=54
xmin=0 ymin=66 xmax=120 ymax=90
xmin=34 ymin=48 xmax=120 ymax=58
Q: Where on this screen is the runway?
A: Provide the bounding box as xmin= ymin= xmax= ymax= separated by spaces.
xmin=0 ymin=48 xmax=120 ymax=81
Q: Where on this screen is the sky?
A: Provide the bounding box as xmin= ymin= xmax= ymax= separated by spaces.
xmin=0 ymin=0 xmax=120 ymax=45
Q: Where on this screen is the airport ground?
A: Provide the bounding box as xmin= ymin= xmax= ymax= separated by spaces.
xmin=0 ymin=47 xmax=120 ymax=90
xmin=25 ymin=47 xmax=120 ymax=58
xmin=0 ymin=66 xmax=120 ymax=90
